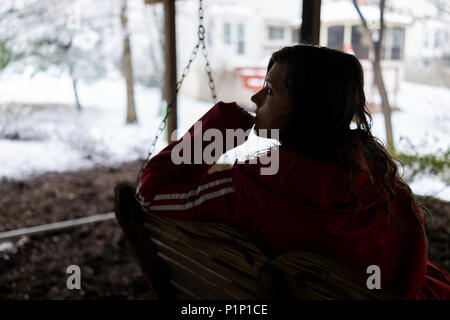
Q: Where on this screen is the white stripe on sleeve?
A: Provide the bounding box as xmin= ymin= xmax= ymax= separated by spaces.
xmin=152 ymin=177 xmax=232 ymax=201
xmin=150 ymin=186 xmax=234 ymax=211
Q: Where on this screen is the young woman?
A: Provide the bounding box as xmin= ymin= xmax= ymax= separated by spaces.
xmin=136 ymin=45 xmax=449 ymax=299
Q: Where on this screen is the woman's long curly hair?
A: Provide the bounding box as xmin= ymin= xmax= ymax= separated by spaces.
xmin=268 ymin=44 xmax=429 ymax=237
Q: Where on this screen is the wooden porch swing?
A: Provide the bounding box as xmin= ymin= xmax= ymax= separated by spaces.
xmin=115 ymin=181 xmax=398 ymax=300
xmin=114 ymin=0 xmax=397 ymax=300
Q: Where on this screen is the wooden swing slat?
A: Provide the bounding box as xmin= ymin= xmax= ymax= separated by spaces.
xmin=142 ymin=215 xmax=267 ymax=279
xmin=150 ymin=238 xmax=250 ymax=299
xmin=156 ymin=251 xmax=231 ymax=299
xmin=143 ymin=220 xmax=259 ymax=296
xmin=170 ymin=280 xmax=202 ymax=300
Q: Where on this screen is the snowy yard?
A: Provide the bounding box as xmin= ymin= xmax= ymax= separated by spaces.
xmin=0 ymin=72 xmax=449 ymax=200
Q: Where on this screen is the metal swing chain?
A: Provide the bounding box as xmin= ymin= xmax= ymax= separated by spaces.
xmin=137 ymin=0 xmax=217 ymax=184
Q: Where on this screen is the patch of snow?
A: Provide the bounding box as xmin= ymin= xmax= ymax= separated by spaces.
xmin=408 ymin=173 xmax=450 ymax=200
xmin=370 ymin=82 xmax=450 ymax=155
xmin=0 ymin=241 xmax=16 ymax=253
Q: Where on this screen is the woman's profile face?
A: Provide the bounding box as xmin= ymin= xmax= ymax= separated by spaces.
xmin=251 ymin=62 xmax=293 ymax=139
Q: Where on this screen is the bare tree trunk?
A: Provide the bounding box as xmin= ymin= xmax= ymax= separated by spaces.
xmin=353 ymin=0 xmax=394 ymax=151
xmin=68 ymin=64 xmax=82 ymax=112
xmin=143 ymin=0 xmax=165 ymax=116
xmin=121 ymin=0 xmax=137 ymax=124
xmin=71 ymin=77 xmax=82 ymax=112
xmin=372 ymin=59 xmax=394 ymax=150
xmin=163 ymin=0 xmax=177 ymax=143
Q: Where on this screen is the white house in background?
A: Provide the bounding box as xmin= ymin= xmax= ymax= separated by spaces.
xmin=176 ymin=0 xmax=411 ymax=110
xmin=386 ymin=0 xmax=450 ymax=87
xmin=320 ymin=1 xmax=412 ymax=108
xmin=386 ymin=0 xmax=450 ymax=61
xmin=175 ymin=0 xmax=300 ymax=109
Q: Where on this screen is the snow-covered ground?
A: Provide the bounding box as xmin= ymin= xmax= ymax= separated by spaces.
xmin=0 ymin=71 xmax=274 ymax=178
xmin=370 ymin=82 xmax=450 ymax=200
xmin=0 ymin=72 xmax=449 ymax=200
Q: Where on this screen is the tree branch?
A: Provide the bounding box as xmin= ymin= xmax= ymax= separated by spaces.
xmin=352 ymin=0 xmax=371 ymax=35
xmin=378 ymin=0 xmax=386 ymax=54
xmin=352 ymin=0 xmax=375 ymax=52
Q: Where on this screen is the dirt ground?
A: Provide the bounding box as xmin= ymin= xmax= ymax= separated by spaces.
xmin=0 ymin=161 xmax=152 ymax=299
xmin=0 ymin=160 xmax=448 ymax=299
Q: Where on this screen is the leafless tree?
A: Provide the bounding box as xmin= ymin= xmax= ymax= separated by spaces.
xmin=353 ymin=0 xmax=394 ymax=151
xmin=121 ymin=0 xmax=137 ymax=124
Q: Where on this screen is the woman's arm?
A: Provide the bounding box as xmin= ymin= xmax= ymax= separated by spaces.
xmin=135 ymin=101 xmax=255 ymax=221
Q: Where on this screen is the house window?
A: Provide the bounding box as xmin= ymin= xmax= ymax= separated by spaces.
xmin=351 ymin=25 xmax=370 ymax=59
xmin=224 ymin=22 xmax=231 ymax=44
xmin=268 ymin=26 xmax=284 ymax=41
xmin=434 ymin=29 xmax=446 ymax=48
xmin=327 ymin=25 xmax=345 ymax=51
xmin=391 ymin=27 xmax=404 ymax=60
xmin=237 ymin=23 xmax=245 ymax=54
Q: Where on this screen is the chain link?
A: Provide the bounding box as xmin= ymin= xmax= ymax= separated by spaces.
xmin=137 ymin=0 xmax=217 ymax=184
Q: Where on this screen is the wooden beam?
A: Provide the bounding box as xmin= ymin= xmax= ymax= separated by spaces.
xmin=301 ymin=0 xmax=321 ymax=45
xmin=0 ymin=213 xmax=115 ymax=242
xmin=163 ymin=0 xmax=177 ymax=143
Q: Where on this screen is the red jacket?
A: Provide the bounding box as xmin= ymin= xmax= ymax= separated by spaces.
xmin=136 ymin=101 xmax=450 ymax=300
